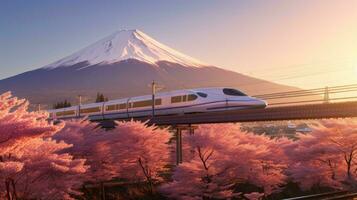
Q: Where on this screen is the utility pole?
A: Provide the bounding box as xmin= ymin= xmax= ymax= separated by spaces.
xmin=37 ymin=104 xmax=41 ymax=112
xmin=148 ymin=80 xmax=164 ymax=119
xmin=78 ymin=95 xmax=82 ymax=117
xmin=323 ymin=86 xmax=330 ymax=103
xmin=151 ymin=80 xmax=156 ymax=118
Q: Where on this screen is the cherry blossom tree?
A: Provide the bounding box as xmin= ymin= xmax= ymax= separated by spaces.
xmin=2 ymin=138 xmax=87 ymax=200
xmin=54 ymin=119 xmax=172 ymax=194
xmin=0 ymin=92 xmax=62 ymax=156
xmin=285 ymin=119 xmax=357 ymax=190
xmin=0 ymin=92 xmax=88 ymax=200
xmin=112 ymin=120 xmax=171 ymax=190
xmin=160 ymin=123 xmax=289 ymax=200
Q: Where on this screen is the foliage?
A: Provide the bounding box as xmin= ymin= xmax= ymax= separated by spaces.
xmin=54 ymin=119 xmax=171 ymax=194
xmin=53 ymin=99 xmax=72 ymax=109
xmin=285 ymin=119 xmax=357 ymax=190
xmin=160 ymin=124 xmax=289 ymax=200
xmin=0 ymin=92 xmax=87 ymax=200
xmin=95 ymin=92 xmax=108 ymax=103
xmin=5 ymin=91 xmax=357 ymax=199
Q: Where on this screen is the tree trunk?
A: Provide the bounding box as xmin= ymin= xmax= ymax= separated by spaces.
xmin=5 ymin=179 xmax=11 ymax=200
xmin=328 ymin=160 xmax=336 ymax=180
xmin=345 ymin=153 xmax=352 ymax=179
xmin=4 ymin=178 xmax=17 ymax=200
xmin=10 ymin=179 xmax=17 ymax=200
xmin=147 ymin=178 xmax=153 ymax=195
xmin=100 ymin=182 xmax=105 ymax=200
xmin=138 ymin=157 xmax=154 ymax=195
xmin=347 ymin=161 xmax=351 ymax=179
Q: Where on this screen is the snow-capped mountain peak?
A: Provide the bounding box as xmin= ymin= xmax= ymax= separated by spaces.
xmin=45 ymin=29 xmax=205 ymax=69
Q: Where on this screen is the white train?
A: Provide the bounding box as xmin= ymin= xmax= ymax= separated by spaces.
xmin=48 ymin=87 xmax=267 ymax=120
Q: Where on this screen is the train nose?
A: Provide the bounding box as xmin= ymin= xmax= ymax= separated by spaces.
xmin=257 ymin=99 xmax=268 ymax=108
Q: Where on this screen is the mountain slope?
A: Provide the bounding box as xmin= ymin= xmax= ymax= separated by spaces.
xmin=44 ymin=29 xmax=204 ymax=69
xmin=0 ymin=29 xmax=296 ymax=108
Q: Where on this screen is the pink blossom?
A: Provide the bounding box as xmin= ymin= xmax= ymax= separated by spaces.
xmin=0 ymin=92 xmax=87 ymax=200
xmin=284 ymin=119 xmax=357 ymax=190
xmin=54 ymin=119 xmax=171 ymax=191
xmin=160 ymin=123 xmax=288 ymax=199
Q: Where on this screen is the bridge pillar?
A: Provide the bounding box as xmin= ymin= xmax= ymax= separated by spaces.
xmin=98 ymin=120 xmax=116 ymax=130
xmin=189 ymin=125 xmax=195 ymax=135
xmin=175 ymin=128 xmax=183 ymax=165
xmin=175 ymin=125 xmax=197 ymax=165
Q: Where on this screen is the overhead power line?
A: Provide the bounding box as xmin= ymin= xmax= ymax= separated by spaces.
xmin=253 ymin=83 xmax=357 ymax=106
xmin=254 ymin=84 xmax=357 ymax=99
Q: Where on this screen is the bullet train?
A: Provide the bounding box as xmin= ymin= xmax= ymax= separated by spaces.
xmin=48 ymin=87 xmax=267 ymax=120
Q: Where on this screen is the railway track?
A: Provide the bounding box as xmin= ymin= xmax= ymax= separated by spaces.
xmin=283 ymin=191 xmax=357 ymax=200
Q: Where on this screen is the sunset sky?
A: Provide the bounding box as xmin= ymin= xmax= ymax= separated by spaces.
xmin=0 ymin=0 xmax=356 ymax=89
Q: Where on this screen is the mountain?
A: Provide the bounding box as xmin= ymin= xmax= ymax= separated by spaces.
xmin=0 ymin=29 xmax=296 ymax=108
xmin=44 ymin=29 xmax=204 ymax=69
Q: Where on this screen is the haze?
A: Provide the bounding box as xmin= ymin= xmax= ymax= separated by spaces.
xmin=0 ymin=0 xmax=356 ymax=89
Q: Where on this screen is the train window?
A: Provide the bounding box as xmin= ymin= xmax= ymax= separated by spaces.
xmin=197 ymin=92 xmax=208 ymax=98
xmin=133 ymin=99 xmax=162 ymax=108
xmin=106 ymin=105 xmax=117 ymax=111
xmin=223 ymin=88 xmax=247 ymax=96
xmin=119 ymin=103 xmax=127 ymax=109
xmin=155 ymin=99 xmax=162 ymax=105
xmin=187 ymin=94 xmax=198 ymax=101
xmin=56 ymin=110 xmax=75 ymax=116
xmin=64 ymin=110 xmax=75 ymax=116
xmin=171 ymin=96 xmax=182 ymax=103
xmin=182 ymin=95 xmax=187 ymax=102
xmin=133 ymin=100 xmax=150 ymax=108
xmin=80 ymin=107 xmax=101 ymax=113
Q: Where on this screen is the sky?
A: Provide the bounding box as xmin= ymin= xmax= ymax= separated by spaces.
xmin=0 ymin=0 xmax=356 ymax=89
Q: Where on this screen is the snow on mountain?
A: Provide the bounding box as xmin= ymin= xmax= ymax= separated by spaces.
xmin=44 ymin=29 xmax=205 ymax=69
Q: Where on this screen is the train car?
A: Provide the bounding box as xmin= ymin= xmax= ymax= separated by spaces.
xmin=48 ymin=87 xmax=267 ymax=120
xmin=79 ymin=102 xmax=105 ymax=120
xmin=102 ymin=98 xmax=129 ymax=119
xmin=49 ymin=105 xmax=78 ymax=119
